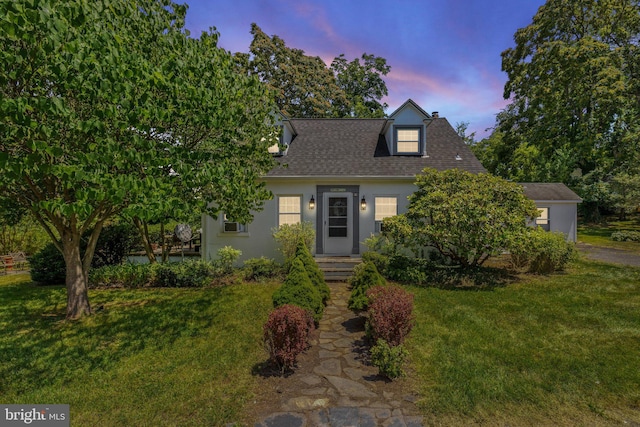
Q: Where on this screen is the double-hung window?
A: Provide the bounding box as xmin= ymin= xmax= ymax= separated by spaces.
xmin=395 ymin=127 xmax=422 ymax=155
xmin=278 ymin=196 xmax=301 ymax=226
xmin=375 ymin=197 xmax=397 ymax=232
xmin=536 ymin=207 xmax=550 ymax=231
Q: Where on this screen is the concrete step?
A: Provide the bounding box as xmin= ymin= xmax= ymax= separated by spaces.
xmin=315 ymin=257 xmax=362 ymax=282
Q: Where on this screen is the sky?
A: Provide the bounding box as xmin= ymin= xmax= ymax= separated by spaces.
xmin=183 ymin=0 xmax=546 ymax=139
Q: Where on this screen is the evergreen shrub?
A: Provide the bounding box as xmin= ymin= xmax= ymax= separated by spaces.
xmin=348 ymin=261 xmax=386 ymax=311
xmin=294 ymin=240 xmax=330 ymax=303
xmin=272 ymin=258 xmax=324 ymax=323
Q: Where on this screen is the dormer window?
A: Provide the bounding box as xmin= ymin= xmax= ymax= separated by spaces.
xmin=267 ymin=125 xmax=285 ymax=156
xmin=394 ymin=126 xmax=422 ymax=155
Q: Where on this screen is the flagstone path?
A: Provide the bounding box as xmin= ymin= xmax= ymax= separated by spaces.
xmin=252 ymin=281 xmax=424 ymax=427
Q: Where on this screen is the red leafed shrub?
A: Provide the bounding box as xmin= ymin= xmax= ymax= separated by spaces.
xmin=366 ymin=285 xmax=415 ymax=347
xmin=263 ymin=304 xmax=315 ymax=372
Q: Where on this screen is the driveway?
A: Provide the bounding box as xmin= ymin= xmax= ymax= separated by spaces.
xmin=577 ymin=242 xmax=640 ymax=267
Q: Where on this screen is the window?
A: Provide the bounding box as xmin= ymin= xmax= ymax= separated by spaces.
xmin=375 ymin=197 xmax=397 ymax=232
xmin=278 ymin=196 xmax=301 ymax=226
xmin=395 ymin=127 xmax=421 ymax=154
xmin=223 ymin=214 xmax=247 ymax=233
xmin=536 ymin=207 xmax=550 ymax=231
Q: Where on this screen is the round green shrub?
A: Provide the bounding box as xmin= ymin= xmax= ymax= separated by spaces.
xmin=29 ymin=242 xmax=66 ymax=285
xmin=508 ymin=228 xmax=576 ymax=274
xmin=370 ymin=339 xmax=408 ymax=380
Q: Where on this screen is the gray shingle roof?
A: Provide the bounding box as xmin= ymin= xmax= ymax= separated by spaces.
xmin=519 ymin=183 xmax=582 ymax=202
xmin=266 ymin=117 xmax=486 ymax=177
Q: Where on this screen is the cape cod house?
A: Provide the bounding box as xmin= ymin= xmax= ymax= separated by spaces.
xmin=201 ymin=99 xmax=580 ymax=263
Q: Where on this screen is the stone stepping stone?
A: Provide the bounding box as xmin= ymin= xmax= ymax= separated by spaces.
xmin=324 ymin=375 xmax=377 ymax=398
xmin=313 ymin=358 xmax=342 ymax=376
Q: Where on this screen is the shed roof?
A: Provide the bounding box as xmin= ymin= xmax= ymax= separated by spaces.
xmin=519 ymin=183 xmax=582 ymax=202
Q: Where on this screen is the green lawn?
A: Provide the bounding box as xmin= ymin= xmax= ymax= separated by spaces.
xmin=578 ymin=215 xmax=640 ymax=253
xmin=2 ymin=255 xmax=639 ymax=426
xmin=406 ymin=259 xmax=640 ymax=425
xmin=0 ymin=274 xmax=279 ymax=426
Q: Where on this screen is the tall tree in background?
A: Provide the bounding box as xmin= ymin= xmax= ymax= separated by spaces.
xmin=331 ymin=54 xmax=390 ymax=118
xmin=241 ymin=24 xmax=390 ymax=118
xmin=490 ymin=0 xmax=640 ymax=187
xmin=0 ymin=1 xmax=276 ymax=318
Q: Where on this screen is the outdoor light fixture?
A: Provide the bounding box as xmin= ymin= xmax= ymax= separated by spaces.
xmin=309 ymin=195 xmax=315 ymax=209
xmin=361 ymin=196 xmax=367 ymax=210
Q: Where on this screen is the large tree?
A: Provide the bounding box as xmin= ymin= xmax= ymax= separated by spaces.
xmin=494 ymin=0 xmax=640 ymax=184
xmin=0 ymin=0 xmax=276 ymax=318
xmin=240 ymin=24 xmax=390 ymax=118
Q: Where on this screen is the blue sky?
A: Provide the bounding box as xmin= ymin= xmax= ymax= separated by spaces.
xmin=184 ymin=0 xmax=546 ymax=138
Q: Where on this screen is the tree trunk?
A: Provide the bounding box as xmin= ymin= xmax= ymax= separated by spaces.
xmin=132 ymin=217 xmax=157 ymax=263
xmin=62 ymin=232 xmax=91 ymax=319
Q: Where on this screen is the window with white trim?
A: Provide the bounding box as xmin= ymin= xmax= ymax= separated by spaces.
xmin=375 ymin=197 xmax=397 ymax=232
xmin=395 ymin=127 xmax=421 ymax=154
xmin=278 ymin=195 xmax=301 ymax=226
xmin=223 ymin=214 xmax=247 ymax=233
xmin=536 ymin=207 xmax=550 ymax=231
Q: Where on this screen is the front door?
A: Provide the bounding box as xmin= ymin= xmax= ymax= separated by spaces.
xmin=323 ymin=193 xmax=352 ymax=255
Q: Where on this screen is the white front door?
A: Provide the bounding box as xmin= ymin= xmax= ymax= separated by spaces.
xmin=323 ymin=193 xmax=353 ymax=255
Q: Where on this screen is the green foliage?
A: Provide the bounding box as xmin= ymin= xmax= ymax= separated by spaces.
xmin=89 ymin=263 xmax=157 ymax=289
xmin=492 ymin=0 xmax=640 ymax=199
xmin=610 ymin=172 xmax=640 ymax=220
xmin=243 ymin=24 xmax=390 ymax=118
xmin=362 ymin=251 xmax=390 ymax=276
xmin=611 ymin=230 xmax=640 ymax=242
xmin=294 ymin=240 xmax=330 ymax=303
xmin=0 ymin=212 xmax=50 ymax=255
xmin=0 ymin=0 xmax=276 ymax=317
xmin=29 ymin=243 xmax=66 ymax=285
xmin=385 ymin=255 xmax=430 ymax=285
xmin=272 ymin=258 xmax=323 ymax=323
xmin=272 ymin=221 xmax=315 ymax=264
xmin=508 ymin=228 xmax=576 ymax=274
xmin=153 ymin=261 xmax=218 ymax=288
xmin=390 ymin=168 xmax=539 ymax=268
xmin=348 ymin=261 xmax=386 ymax=311
xmin=91 ymin=223 xmax=138 ymax=268
xmin=242 ymin=257 xmax=284 ymax=281
xmin=370 ymin=340 xmax=408 ymax=380
xmin=215 ymin=246 xmax=242 ymax=275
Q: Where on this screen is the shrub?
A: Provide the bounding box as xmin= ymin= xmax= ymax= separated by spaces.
xmin=243 ymin=257 xmax=284 ymax=281
xmin=508 ymin=228 xmax=576 ymax=274
xmin=611 ymin=230 xmax=640 ymax=242
xmin=91 ymin=223 xmax=138 ymax=268
xmin=272 ymin=222 xmax=315 ymax=264
xmin=385 ymin=255 xmax=429 ymax=285
xmin=272 ymin=258 xmax=324 ymax=323
xmin=153 ymin=260 xmax=216 ymax=288
xmin=263 ymin=304 xmax=314 ymax=372
xmin=29 ymin=242 xmax=66 ymax=285
xmin=294 ymin=240 xmax=330 ymax=303
xmin=370 ymin=339 xmax=408 ymax=380
xmin=348 ymin=261 xmax=386 ymax=311
xmin=88 ymin=263 xmax=157 ymax=288
xmin=366 ymin=285 xmax=415 ymax=347
xmin=362 ymin=251 xmax=389 ymax=276
xmin=215 ymin=246 xmax=241 ymax=275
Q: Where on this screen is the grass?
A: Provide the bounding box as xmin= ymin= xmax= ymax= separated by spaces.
xmin=0 ymin=274 xmax=279 ymax=426
xmin=406 ymin=259 xmax=640 ymax=425
xmin=578 ymin=215 xmax=640 ymax=253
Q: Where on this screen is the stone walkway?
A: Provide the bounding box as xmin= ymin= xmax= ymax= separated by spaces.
xmin=253 ymin=282 xmax=424 ymax=427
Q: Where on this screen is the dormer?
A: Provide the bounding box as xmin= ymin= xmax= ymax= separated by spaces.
xmin=266 ymin=111 xmax=296 ymax=156
xmin=383 ymin=99 xmax=433 ymax=156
